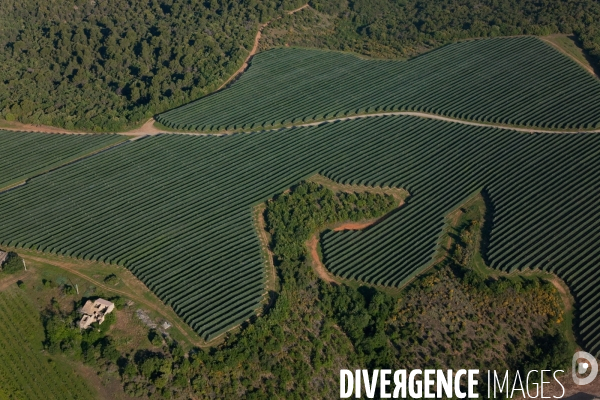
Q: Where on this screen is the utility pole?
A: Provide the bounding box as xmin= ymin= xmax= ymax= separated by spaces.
xmin=67 ymin=278 xmax=79 ymax=295
xmin=22 ymin=259 xmax=27 ymax=271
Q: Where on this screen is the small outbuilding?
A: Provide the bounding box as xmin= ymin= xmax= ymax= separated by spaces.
xmin=79 ymin=298 xmax=115 ymax=329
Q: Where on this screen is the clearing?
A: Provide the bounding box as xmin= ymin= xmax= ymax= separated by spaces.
xmin=0 ymin=247 xmax=204 ymax=349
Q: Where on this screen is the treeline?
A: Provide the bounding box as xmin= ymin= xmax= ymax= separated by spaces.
xmin=266 ymin=182 xmax=396 ymax=262
xmin=262 ymin=0 xmax=600 ymax=60
xmin=0 ymin=0 xmax=305 ymax=131
xmin=41 ymin=182 xmax=571 ymax=398
xmin=577 ymin=25 xmax=600 ymax=74
xmin=2 ymin=0 xmax=599 ymax=132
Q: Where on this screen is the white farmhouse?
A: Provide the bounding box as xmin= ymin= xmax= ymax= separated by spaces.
xmin=79 ymin=298 xmax=115 ymax=329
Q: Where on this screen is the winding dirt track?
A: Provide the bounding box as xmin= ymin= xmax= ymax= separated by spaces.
xmin=3 ymin=4 xmax=599 ymax=138
xmin=22 ymin=255 xmax=205 ymax=347
xmin=5 ymin=110 xmax=600 ymax=138
xmin=0 ymin=5 xmax=311 ymax=138
xmin=217 ymin=4 xmax=310 ymax=92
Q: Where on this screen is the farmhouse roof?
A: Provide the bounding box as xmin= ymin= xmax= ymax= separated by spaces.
xmin=79 ymin=298 xmax=115 ymax=329
xmin=95 ymin=298 xmax=114 ymax=308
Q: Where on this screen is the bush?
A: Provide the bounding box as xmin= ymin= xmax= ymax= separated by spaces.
xmin=104 ymin=274 xmax=119 ymax=286
xmin=1 ymin=252 xmax=23 ymax=274
xmin=109 ymin=296 xmax=127 ymax=310
xmin=62 ymin=285 xmax=77 ymax=295
xmin=149 ymin=330 xmax=163 ymax=347
xmin=124 ymin=381 xmax=146 ymax=397
xmin=43 ymin=279 xmax=58 ymax=289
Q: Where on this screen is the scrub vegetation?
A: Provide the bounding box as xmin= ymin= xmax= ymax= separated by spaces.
xmin=262 ymin=0 xmax=600 ymax=60
xmin=1 ymin=182 xmax=569 ymax=399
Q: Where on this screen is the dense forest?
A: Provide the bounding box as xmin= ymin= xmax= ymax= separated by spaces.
xmin=578 ymin=25 xmax=600 ymax=74
xmin=1 ymin=0 xmax=600 ymax=131
xmin=262 ymin=0 xmax=600 ymax=59
xmin=0 ymin=0 xmax=305 ymax=131
xmin=41 ymin=182 xmax=571 ymax=398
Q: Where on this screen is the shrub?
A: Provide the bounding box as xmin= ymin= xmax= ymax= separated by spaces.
xmin=43 ymin=279 xmax=58 ymax=288
xmin=103 ymin=274 xmax=119 ymax=285
xmin=1 ymin=252 xmax=23 ymax=274
xmin=62 ymin=285 xmax=77 ymax=295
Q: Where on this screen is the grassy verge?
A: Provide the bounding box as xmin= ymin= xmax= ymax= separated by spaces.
xmin=0 ymin=247 xmax=203 ymax=350
xmin=542 ymin=34 xmax=598 ymax=77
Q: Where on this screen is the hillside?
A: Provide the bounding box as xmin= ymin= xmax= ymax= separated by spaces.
xmin=0 ymin=0 xmax=305 ymax=132
xmin=2 ymin=0 xmax=600 ymax=132
xmin=0 ymin=182 xmax=573 ymax=398
xmin=156 ymin=37 xmax=600 ymax=132
xmin=1 ymin=115 xmax=599 ymax=355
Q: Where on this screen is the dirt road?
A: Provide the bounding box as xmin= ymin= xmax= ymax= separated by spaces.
xmin=3 ymin=15 xmax=600 ymax=138
xmin=218 ymin=4 xmax=309 ymax=92
xmin=306 ymin=235 xmax=338 ymax=284
xmin=23 ymin=255 xmax=205 ymax=347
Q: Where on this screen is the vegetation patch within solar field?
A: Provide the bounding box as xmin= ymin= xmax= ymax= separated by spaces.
xmin=1 ymin=115 xmax=600 ymax=353
xmin=0 ymin=130 xmax=126 ymax=189
xmin=156 ymin=36 xmax=600 ymax=132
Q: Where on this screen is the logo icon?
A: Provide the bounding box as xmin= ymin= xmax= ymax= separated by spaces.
xmin=572 ymin=351 xmax=598 ymax=385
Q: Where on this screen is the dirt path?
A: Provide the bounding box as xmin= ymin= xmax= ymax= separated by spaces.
xmin=0 ymin=5 xmax=311 ymax=138
xmin=306 ymin=219 xmax=385 ymax=283
xmin=540 ymin=35 xmax=597 ymax=78
xmin=333 ymin=222 xmax=374 ymax=231
xmin=129 ymin=111 xmax=600 ymax=137
xmin=306 ymin=235 xmax=338 ymax=284
xmin=0 ymin=119 xmax=153 ymax=137
xmin=0 ymin=120 xmax=90 ymax=134
xmin=7 ymin=109 xmax=600 ymax=138
xmin=3 ymin=18 xmax=600 ymax=138
xmin=118 ymin=118 xmax=162 ymax=136
xmin=549 ymin=276 xmax=574 ymax=313
xmin=218 ymin=4 xmax=309 ymax=92
xmin=0 ymin=271 xmax=27 ymax=291
xmin=23 ymin=255 xmax=206 ymax=347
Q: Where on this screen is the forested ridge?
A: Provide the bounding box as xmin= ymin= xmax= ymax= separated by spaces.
xmin=262 ymin=0 xmax=600 ymax=61
xmin=0 ymin=0 xmax=305 ymax=131
xmin=2 ymin=0 xmax=600 ymax=132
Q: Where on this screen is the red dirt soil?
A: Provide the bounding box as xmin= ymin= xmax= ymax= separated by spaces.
xmin=306 ymin=235 xmax=337 ymax=284
xmin=333 ymin=220 xmax=378 ymax=231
